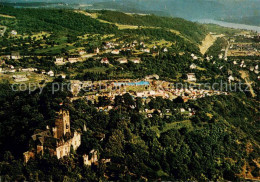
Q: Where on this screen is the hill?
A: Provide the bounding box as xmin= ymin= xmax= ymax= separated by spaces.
xmin=0 ymin=6 xmax=118 ymax=35
xmin=0 ymin=6 xmax=207 ymax=55
xmin=97 ymin=10 xmax=207 ymax=44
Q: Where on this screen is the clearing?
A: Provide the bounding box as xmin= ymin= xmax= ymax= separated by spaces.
xmin=0 ymin=14 xmax=15 ymax=19
xmin=199 ymin=34 xmax=224 ymax=55
xmin=239 ymin=70 xmax=256 ymax=98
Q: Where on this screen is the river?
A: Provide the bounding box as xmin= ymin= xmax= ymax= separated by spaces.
xmin=196 ymin=19 xmax=260 ymax=33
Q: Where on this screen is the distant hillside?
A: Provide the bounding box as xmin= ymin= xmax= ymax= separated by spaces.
xmin=0 ymin=6 xmax=118 ymax=34
xmin=2 ymin=0 xmax=260 ymax=26
xmin=97 ymin=10 xmax=207 ymax=43
xmin=222 ymin=16 xmax=260 ymax=27
xmin=0 ymin=6 xmax=208 ymax=54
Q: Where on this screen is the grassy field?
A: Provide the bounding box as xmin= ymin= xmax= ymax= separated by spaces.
xmin=0 ymin=72 xmax=53 ymax=86
xmin=199 ymin=34 xmax=224 ymax=55
xmin=151 ymin=120 xmax=192 ymax=137
xmin=205 ymin=24 xmax=242 ymax=35
xmin=0 ymin=14 xmax=16 ymax=19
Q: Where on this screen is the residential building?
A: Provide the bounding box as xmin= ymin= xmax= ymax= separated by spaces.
xmin=187 ymin=73 xmax=196 ymax=82
xmin=11 ymin=52 xmax=21 ymax=60
xmin=101 ymin=57 xmax=109 ymax=64
xmin=117 ymin=57 xmax=128 ymax=64
xmin=55 ymin=57 xmax=66 ymax=66
xmin=111 ymin=49 xmax=120 ymax=55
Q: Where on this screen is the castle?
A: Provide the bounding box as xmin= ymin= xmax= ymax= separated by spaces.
xmin=23 ymin=109 xmax=81 ymax=163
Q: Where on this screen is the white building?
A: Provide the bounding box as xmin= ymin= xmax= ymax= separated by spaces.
xmin=187 ymin=73 xmax=196 ymax=82
xmin=190 ymin=63 xmax=197 ymax=69
xmin=129 ymin=57 xmax=141 ymax=64
xmin=68 ymin=56 xmax=79 ymax=63
xmin=101 ymin=58 xmax=109 ymax=64
xmin=111 ymin=49 xmax=120 ymax=55
xmin=11 ymin=30 xmax=17 ymax=35
xmin=228 ymin=75 xmax=234 ymax=83
xmin=55 ymin=57 xmax=66 ymax=65
xmin=11 ymin=52 xmax=21 ymax=60
xmin=47 ymin=70 xmax=54 ymax=77
xmin=117 ymin=58 xmax=128 ymax=64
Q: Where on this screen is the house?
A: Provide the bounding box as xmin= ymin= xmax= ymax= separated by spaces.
xmin=228 ymin=75 xmax=234 ymax=83
xmin=103 ymin=42 xmax=114 ymax=49
xmin=68 ymin=55 xmax=80 ymax=63
xmin=180 ymin=108 xmax=186 ymax=113
xmin=55 ymin=57 xmax=66 ymax=66
xmin=190 ymin=63 xmax=197 ymax=69
xmin=11 ymin=30 xmax=17 ymax=35
xmin=192 ymin=56 xmax=198 ymax=60
xmin=23 ymin=109 xmax=81 ymax=163
xmin=117 ymin=57 xmax=128 ymax=64
xmin=101 ymin=57 xmax=109 ymax=64
xmin=11 ymin=52 xmax=21 ymax=60
xmin=21 ymin=68 xmax=37 ymax=72
xmin=129 ymin=57 xmax=141 ymax=64
xmin=94 ymin=47 xmax=100 ymax=54
xmin=142 ymin=48 xmax=150 ymax=53
xmin=79 ymin=50 xmax=86 ymax=56
xmin=111 ymin=49 xmax=120 ymax=55
xmin=187 ymin=73 xmax=196 ymax=82
xmin=47 ymin=70 xmax=54 ymax=77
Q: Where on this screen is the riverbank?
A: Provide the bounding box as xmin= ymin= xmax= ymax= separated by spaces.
xmin=196 ymin=19 xmax=260 ymax=33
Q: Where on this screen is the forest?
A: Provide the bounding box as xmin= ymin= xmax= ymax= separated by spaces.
xmin=0 ymin=6 xmax=118 ymax=35
xmin=0 ymin=81 xmax=259 ymax=181
xmin=98 ymin=10 xmax=207 ymax=44
xmin=0 ymin=4 xmax=259 ymax=181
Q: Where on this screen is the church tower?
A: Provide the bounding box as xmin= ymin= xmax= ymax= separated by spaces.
xmin=55 ymin=109 xmax=71 ymax=138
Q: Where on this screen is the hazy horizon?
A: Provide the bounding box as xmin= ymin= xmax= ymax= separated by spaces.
xmin=2 ymin=0 xmax=260 ymax=26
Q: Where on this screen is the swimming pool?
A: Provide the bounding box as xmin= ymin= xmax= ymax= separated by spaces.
xmin=114 ymin=81 xmax=150 ymax=86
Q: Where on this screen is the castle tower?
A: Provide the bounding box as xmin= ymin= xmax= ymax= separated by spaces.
xmin=55 ymin=109 xmax=70 ymax=138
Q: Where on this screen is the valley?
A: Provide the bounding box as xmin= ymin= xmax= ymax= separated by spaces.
xmin=0 ymin=4 xmax=259 ymax=182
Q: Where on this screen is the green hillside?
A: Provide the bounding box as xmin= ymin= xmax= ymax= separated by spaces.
xmin=98 ymin=10 xmax=208 ymax=43
xmin=0 ymin=6 xmax=118 ymax=35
